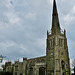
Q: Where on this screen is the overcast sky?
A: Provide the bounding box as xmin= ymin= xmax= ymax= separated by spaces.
xmin=0 ymin=0 xmax=75 ymax=65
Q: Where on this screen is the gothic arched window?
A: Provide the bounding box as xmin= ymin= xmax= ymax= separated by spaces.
xmin=59 ymin=39 xmax=63 ymax=47
xmin=61 ymin=60 xmax=65 ymax=70
xmin=39 ymin=67 xmax=45 ymax=75
xmin=29 ymin=67 xmax=33 ymax=75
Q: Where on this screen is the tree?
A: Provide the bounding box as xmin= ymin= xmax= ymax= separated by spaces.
xmin=1 ymin=65 xmax=5 ymax=72
xmin=72 ymin=59 xmax=75 ymax=75
xmin=72 ymin=59 xmax=75 ymax=67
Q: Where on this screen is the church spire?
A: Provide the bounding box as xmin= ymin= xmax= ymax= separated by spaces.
xmin=53 ymin=0 xmax=57 ymax=15
xmin=51 ymin=0 xmax=61 ymax=34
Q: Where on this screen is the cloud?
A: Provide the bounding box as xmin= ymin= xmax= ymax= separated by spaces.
xmin=5 ymin=12 xmax=21 ymax=25
xmin=72 ymin=6 xmax=75 ymax=13
xmin=0 ymin=0 xmax=74 ymax=67
xmin=0 ymin=41 xmax=17 ymax=48
xmin=26 ymin=12 xmax=36 ymax=20
xmin=47 ymin=0 xmax=53 ymax=5
xmin=64 ymin=14 xmax=74 ymax=23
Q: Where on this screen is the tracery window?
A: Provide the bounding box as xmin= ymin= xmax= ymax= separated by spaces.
xmin=61 ymin=60 xmax=65 ymax=70
xmin=29 ymin=67 xmax=33 ymax=75
xmin=50 ymin=38 xmax=55 ymax=48
xmin=59 ymin=39 xmax=63 ymax=47
xmin=15 ymin=65 xmax=18 ymax=71
xmin=39 ymin=67 xmax=45 ymax=75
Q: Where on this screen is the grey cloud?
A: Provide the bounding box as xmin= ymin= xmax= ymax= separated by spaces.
xmin=0 ymin=0 xmax=74 ymax=63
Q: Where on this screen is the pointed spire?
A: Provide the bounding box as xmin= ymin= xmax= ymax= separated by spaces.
xmin=64 ymin=29 xmax=66 ymax=37
xmin=51 ymin=0 xmax=61 ymax=34
xmin=47 ymin=30 xmax=49 ymax=37
xmin=53 ymin=0 xmax=58 ymax=15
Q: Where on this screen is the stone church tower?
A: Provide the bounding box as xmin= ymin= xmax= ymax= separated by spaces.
xmin=46 ymin=0 xmax=71 ymax=75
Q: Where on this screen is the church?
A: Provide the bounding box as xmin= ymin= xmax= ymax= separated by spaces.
xmin=13 ymin=0 xmax=71 ymax=75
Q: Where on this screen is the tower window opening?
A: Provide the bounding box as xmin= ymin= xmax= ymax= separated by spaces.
xmin=50 ymin=39 xmax=54 ymax=48
xmin=51 ymin=40 xmax=52 ymax=47
xmin=59 ymin=39 xmax=63 ymax=47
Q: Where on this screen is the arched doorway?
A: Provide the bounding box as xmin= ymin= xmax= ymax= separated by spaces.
xmin=39 ymin=67 xmax=45 ymax=75
xmin=29 ymin=67 xmax=33 ymax=75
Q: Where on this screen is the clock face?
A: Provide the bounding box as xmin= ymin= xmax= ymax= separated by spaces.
xmin=51 ymin=53 xmax=53 ymax=55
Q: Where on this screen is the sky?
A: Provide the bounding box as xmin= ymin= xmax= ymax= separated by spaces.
xmin=0 ymin=0 xmax=75 ymax=66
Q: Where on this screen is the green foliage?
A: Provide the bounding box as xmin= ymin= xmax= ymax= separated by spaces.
xmin=72 ymin=59 xmax=75 ymax=67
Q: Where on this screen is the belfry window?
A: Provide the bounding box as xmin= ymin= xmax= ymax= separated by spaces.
xmin=47 ymin=39 xmax=50 ymax=49
xmin=59 ymin=39 xmax=63 ymax=47
xmin=51 ymin=40 xmax=52 ymax=47
xmin=50 ymin=38 xmax=55 ymax=48
xmin=53 ymin=39 xmax=55 ymax=47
